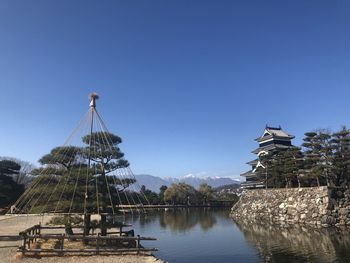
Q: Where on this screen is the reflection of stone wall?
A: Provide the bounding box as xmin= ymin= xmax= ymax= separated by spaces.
xmin=234 ymin=218 xmax=350 ymax=263
xmin=231 ymin=187 xmax=350 ymax=226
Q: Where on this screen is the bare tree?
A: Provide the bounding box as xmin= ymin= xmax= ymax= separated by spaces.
xmin=0 ymin=157 xmax=35 ymax=185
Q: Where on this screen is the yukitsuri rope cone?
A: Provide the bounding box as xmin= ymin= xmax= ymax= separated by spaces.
xmin=6 ymin=93 xmax=157 ymax=258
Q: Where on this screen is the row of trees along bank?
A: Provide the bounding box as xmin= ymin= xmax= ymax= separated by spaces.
xmin=140 ymin=183 xmax=239 ymax=206
xmin=256 ymin=126 xmax=350 ymax=188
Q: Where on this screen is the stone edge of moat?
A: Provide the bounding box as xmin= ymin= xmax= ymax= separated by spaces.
xmin=230 ymin=186 xmax=350 ymax=227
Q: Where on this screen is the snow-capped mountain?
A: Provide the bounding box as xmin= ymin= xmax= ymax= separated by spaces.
xmin=133 ymin=174 xmax=241 ymax=192
xmin=180 ymin=175 xmax=241 ymax=189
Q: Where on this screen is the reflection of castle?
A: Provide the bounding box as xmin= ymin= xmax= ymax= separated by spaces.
xmin=241 ymin=126 xmax=294 ymax=188
xmin=233 ymin=218 xmax=350 ymax=262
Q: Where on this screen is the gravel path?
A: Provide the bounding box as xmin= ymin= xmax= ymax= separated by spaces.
xmin=0 ymin=216 xmax=164 ymax=263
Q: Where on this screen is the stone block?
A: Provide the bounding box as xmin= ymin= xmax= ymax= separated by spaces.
xmin=320 ymin=215 xmax=336 ymax=225
xmin=340 ymin=208 xmax=349 ymax=215
xmin=287 ymin=207 xmax=297 ymax=216
xmin=279 ymin=203 xmax=286 ymax=209
xmin=315 ymin=198 xmax=323 ymax=205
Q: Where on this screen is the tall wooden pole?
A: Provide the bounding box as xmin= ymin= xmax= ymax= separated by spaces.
xmin=84 ymin=93 xmax=99 ymax=239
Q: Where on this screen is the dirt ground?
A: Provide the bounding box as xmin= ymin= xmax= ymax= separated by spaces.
xmin=0 ymin=215 xmax=164 ymax=263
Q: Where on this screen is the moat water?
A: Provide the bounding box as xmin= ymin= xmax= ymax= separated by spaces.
xmin=123 ymin=208 xmax=350 ymax=263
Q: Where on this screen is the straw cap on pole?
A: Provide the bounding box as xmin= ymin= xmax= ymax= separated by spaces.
xmin=89 ymin=92 xmax=99 ymax=108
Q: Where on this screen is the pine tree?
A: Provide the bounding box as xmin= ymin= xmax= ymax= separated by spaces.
xmin=0 ymin=160 xmax=24 ymax=208
xmin=17 ymin=132 xmax=135 ymax=236
xmin=302 ymin=131 xmax=332 ymax=186
xmin=331 ymin=126 xmax=350 ymax=187
xmin=257 ymin=150 xmax=284 ymax=188
xmin=159 ymin=185 xmax=168 ymax=204
xmin=257 ymin=147 xmax=304 ymax=188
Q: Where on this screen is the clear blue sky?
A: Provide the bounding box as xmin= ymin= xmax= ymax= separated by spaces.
xmin=1 ymin=1 xmax=350 ymax=179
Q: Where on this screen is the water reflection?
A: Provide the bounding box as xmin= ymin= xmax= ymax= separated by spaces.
xmin=139 ymin=208 xmax=218 ymax=232
xmin=133 ymin=208 xmax=259 ymax=263
xmin=233 ymin=218 xmax=350 ymax=263
xmin=121 ymin=209 xmax=350 ymax=263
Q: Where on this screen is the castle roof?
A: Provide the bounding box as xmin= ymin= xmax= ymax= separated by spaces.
xmin=240 ymin=170 xmax=255 ymax=178
xmin=246 ymin=159 xmax=258 ymax=165
xmin=255 ymin=126 xmax=294 ymax=142
xmin=252 ymin=143 xmax=293 ymax=154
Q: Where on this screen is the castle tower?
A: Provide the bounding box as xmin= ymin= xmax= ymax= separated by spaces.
xmin=241 ymin=126 xmax=295 ymax=188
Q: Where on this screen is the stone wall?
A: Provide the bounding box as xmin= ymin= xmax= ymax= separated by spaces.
xmin=231 ymin=186 xmax=350 ymax=226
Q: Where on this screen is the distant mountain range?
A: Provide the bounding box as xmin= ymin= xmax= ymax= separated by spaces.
xmin=133 ymin=174 xmax=241 ymax=192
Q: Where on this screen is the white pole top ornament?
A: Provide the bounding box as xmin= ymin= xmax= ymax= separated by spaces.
xmin=89 ymin=92 xmax=99 ymax=108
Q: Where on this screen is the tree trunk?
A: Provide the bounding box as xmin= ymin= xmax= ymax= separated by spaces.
xmin=100 ymin=214 xmax=107 ymax=236
xmin=325 ymin=169 xmax=330 ymax=187
xmin=316 ymin=177 xmax=320 ymax=187
xmin=84 ymin=214 xmax=91 ymax=235
xmin=83 ymin=213 xmax=91 ymax=244
xmin=99 ymin=164 xmax=108 ymax=236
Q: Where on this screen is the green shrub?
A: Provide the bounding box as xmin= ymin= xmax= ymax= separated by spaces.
xmin=47 ymin=215 xmax=83 ymax=226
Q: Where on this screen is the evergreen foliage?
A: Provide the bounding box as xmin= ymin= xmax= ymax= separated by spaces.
xmin=302 ymin=131 xmax=333 ymax=186
xmin=331 ymin=126 xmax=350 ymax=187
xmin=159 ymin=185 xmax=168 ymax=205
xmin=21 ymin=132 xmax=134 ymax=214
xmin=257 ymin=126 xmax=350 ymax=188
xmin=139 ymin=185 xmax=160 ymax=205
xmin=0 ymin=160 xmax=24 ymax=207
xmin=0 ymin=157 xmax=35 ymax=185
